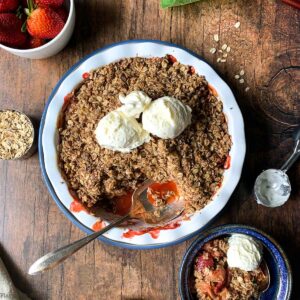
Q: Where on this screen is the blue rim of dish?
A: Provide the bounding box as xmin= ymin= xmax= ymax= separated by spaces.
xmin=38 ymin=39 xmax=244 ymax=249
xmin=178 ymin=224 xmax=292 ymax=300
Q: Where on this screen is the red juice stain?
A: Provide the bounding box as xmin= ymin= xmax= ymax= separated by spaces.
xmin=167 ymin=54 xmax=177 ymax=64
xmin=212 ymin=181 xmax=222 ymax=197
xmin=123 ymin=228 xmax=153 ymax=239
xmin=224 ymin=113 xmax=229 ymax=124
xmin=62 ymin=92 xmax=73 ymax=111
xmin=208 ymin=84 xmax=218 ymax=97
xmin=70 ymin=198 xmax=86 ymax=213
xmin=122 ymin=221 xmax=181 ymax=239
xmin=64 ymin=95 xmax=70 ymax=104
xmin=149 ymin=230 xmax=160 ymax=239
xmin=189 ymin=66 xmax=196 ymax=74
xmin=82 ymin=72 xmax=89 ymax=79
xmin=224 ymin=155 xmax=231 ymax=169
xmin=92 ymin=220 xmax=106 ymax=231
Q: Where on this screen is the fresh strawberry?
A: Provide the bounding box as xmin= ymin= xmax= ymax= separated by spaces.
xmin=28 ymin=36 xmax=44 ymax=48
xmin=0 ymin=0 xmax=19 ymax=12
xmin=26 ymin=6 xmax=65 ymax=39
xmin=0 ymin=13 xmax=27 ymax=47
xmin=34 ymin=0 xmax=64 ymax=8
xmin=54 ymin=6 xmax=67 ymax=22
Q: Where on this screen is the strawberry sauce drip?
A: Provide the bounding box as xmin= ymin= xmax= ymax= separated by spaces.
xmin=82 ymin=72 xmax=89 ymax=79
xmin=122 ymin=221 xmax=181 ymax=239
xmin=70 ymin=198 xmax=86 ymax=213
xmin=224 ymin=155 xmax=231 ymax=169
xmin=189 ymin=66 xmax=196 ymax=74
xmin=208 ymin=84 xmax=218 ymax=97
xmin=167 ymin=54 xmax=177 ymax=64
xmin=62 ymin=92 xmax=73 ymax=112
xmin=92 ymin=220 xmax=106 ymax=231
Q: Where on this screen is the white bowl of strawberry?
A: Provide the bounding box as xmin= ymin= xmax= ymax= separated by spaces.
xmin=0 ymin=0 xmax=75 ymax=59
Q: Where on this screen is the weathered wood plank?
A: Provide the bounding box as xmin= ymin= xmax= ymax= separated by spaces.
xmin=0 ymin=0 xmax=299 ymax=299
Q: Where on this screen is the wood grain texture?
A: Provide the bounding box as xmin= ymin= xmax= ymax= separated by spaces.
xmin=0 ymin=0 xmax=299 ymax=299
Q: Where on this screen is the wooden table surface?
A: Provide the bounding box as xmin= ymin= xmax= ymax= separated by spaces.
xmin=0 ymin=0 xmax=299 ymax=299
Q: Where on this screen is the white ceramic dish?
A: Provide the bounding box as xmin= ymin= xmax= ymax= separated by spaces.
xmin=0 ymin=0 xmax=75 ymax=59
xmin=39 ymin=40 xmax=246 ymax=249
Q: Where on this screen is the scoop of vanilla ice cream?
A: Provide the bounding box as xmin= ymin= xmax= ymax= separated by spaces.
xmin=95 ymin=111 xmax=150 ymax=152
xmin=227 ymin=234 xmax=263 ymax=271
xmin=142 ymin=96 xmax=192 ymax=139
xmin=117 ymin=91 xmax=152 ymax=118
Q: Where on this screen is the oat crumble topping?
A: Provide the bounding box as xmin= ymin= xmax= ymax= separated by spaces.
xmin=58 ymin=56 xmax=231 ymax=213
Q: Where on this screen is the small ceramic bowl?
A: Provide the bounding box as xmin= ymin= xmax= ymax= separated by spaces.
xmin=0 ymin=109 xmax=37 ymax=160
xmin=179 ymin=224 xmax=292 ymax=300
xmin=0 ymin=0 xmax=75 ymax=59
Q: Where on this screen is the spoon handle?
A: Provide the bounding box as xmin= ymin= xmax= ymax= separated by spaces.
xmin=281 ymin=126 xmax=300 ymax=172
xmin=28 ymin=214 xmax=129 ymax=275
xmin=292 ymin=125 xmax=300 ymax=142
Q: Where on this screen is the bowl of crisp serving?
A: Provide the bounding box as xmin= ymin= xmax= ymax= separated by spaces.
xmin=39 ymin=40 xmax=246 ymax=249
xmin=179 ymin=224 xmax=292 ymax=300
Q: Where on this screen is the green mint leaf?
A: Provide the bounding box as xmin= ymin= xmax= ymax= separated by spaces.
xmin=161 ymin=0 xmax=202 ymax=8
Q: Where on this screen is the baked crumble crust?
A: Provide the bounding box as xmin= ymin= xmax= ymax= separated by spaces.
xmin=58 ymin=56 xmax=231 ymax=213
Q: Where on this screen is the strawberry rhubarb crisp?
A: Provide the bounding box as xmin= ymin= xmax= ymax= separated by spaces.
xmin=194 ymin=237 xmax=268 ymax=299
xmin=58 ymin=56 xmax=231 ymax=214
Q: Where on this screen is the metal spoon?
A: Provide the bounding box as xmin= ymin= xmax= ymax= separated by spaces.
xmin=28 ymin=179 xmax=184 ymax=275
xmin=258 ymin=259 xmax=270 ymax=299
xmin=254 ymin=125 xmax=300 ymax=207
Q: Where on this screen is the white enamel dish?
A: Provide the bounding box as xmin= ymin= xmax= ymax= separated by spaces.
xmin=39 ymin=40 xmax=246 ymax=249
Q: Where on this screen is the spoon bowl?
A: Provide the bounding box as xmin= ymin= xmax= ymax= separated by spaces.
xmin=131 ymin=179 xmax=184 ymax=225
xmin=254 ymin=169 xmax=291 ymax=207
xmin=258 ymin=259 xmax=271 ymax=299
xmin=254 ymin=125 xmax=300 ymax=207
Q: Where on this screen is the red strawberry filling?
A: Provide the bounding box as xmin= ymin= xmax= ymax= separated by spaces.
xmin=195 ymin=253 xmax=214 ymax=271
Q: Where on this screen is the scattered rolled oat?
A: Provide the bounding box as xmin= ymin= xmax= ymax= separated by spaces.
xmin=226 ymin=46 xmax=231 ymax=52
xmin=221 ymin=44 xmax=227 ymax=51
xmin=209 ymin=47 xmax=217 ymax=54
xmin=239 ymin=78 xmax=245 ymax=84
xmin=221 ymin=59 xmax=227 ymax=63
xmin=213 ymin=34 xmax=219 ymax=42
xmin=234 ymin=75 xmax=240 ymax=79
xmin=245 ymin=87 xmax=250 ymax=92
xmin=0 ymin=110 xmax=34 ymax=160
xmin=234 ymin=21 xmax=241 ymax=28
xmin=240 ymin=70 xmax=245 ymax=76
xmin=223 ymin=53 xmax=228 ymax=58
xmin=218 ymin=50 xmax=223 ymax=53
xmin=217 ymin=58 xmax=222 ymax=63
